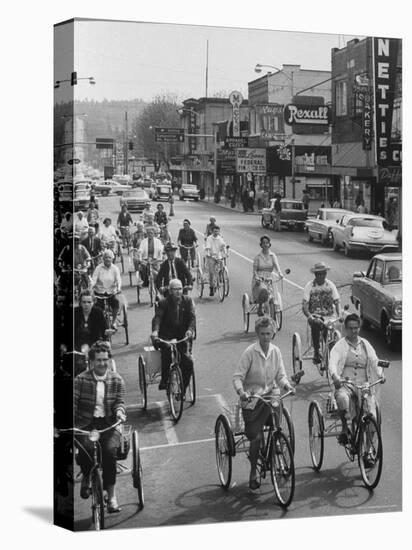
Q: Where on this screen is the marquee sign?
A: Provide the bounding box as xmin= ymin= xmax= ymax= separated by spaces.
xmin=372 ymin=37 xmax=401 ymax=167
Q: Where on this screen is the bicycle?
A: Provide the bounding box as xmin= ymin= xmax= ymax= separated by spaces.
xmin=308 ymin=362 xmax=389 ymax=490
xmin=57 ymin=421 xmax=144 ymax=530
xmin=292 ymin=314 xmax=343 ymax=385
xmin=135 ymin=258 xmax=159 ymax=306
xmin=119 ymin=225 xmax=132 ymax=254
xmin=215 ymin=389 xmax=297 ymax=508
xmin=179 ymin=244 xmax=200 ymax=271
xmin=74 ymin=263 xmax=91 ymax=303
xmin=138 ymin=336 xmax=195 ymax=422
xmin=94 ymin=291 xmax=129 ymax=345
xmin=104 ymin=240 xmax=124 ymax=274
xmin=242 ymin=269 xmax=290 ymax=333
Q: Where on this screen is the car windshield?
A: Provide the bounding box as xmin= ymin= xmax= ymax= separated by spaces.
xmin=124 ymin=190 xmax=146 ymax=198
xmin=282 ymin=201 xmax=303 ymax=210
xmin=325 ymin=211 xmax=344 ymax=220
xmin=383 ymin=260 xmax=402 ymax=282
xmin=348 ymin=218 xmax=383 ymax=228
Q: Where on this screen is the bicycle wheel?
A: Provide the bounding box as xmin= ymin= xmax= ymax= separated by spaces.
xmin=270 ymin=431 xmax=295 ymax=508
xmin=186 ymin=368 xmax=196 ymax=405
xmin=121 ymin=304 xmax=129 ymax=345
xmin=223 ymin=267 xmax=229 ymax=297
xmin=196 ymin=270 xmax=204 ymax=298
xmin=132 ymin=430 xmax=144 ymax=509
xmin=308 ymin=401 xmax=325 ymax=471
xmin=168 ymin=365 xmax=184 ymax=422
xmin=281 ymin=406 xmax=295 ymax=455
xmin=119 ymin=247 xmax=125 ymax=274
xmin=269 ymin=301 xmax=282 ymax=332
xmin=91 ymin=469 xmax=105 ymax=530
xmin=292 ymin=333 xmax=303 ymax=381
xmin=358 ymin=415 xmax=383 ymax=490
xmin=217 ymin=270 xmax=225 ymax=302
xmin=215 ymin=414 xmax=234 ymax=489
xmin=138 ymin=356 xmax=147 ymax=410
xmin=242 ymin=293 xmax=250 ymax=333
xmin=136 ymin=283 xmax=141 ymax=304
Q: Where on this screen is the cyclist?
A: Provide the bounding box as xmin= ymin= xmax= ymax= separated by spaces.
xmin=86 ymin=201 xmax=100 ymax=231
xmin=99 ymin=217 xmax=119 ymax=248
xmin=151 ymin=278 xmax=196 ymax=391
xmin=233 ymin=316 xmax=295 ymax=490
xmin=60 ymin=212 xmax=73 ymax=236
xmin=131 ymin=221 xmax=145 ymax=250
xmin=328 ymin=313 xmax=384 ymax=449
xmin=74 ymin=340 xmax=126 ymax=513
xmin=158 ymin=223 xmax=172 ymax=246
xmin=252 ymin=235 xmax=284 ymax=316
xmin=137 ymin=225 xmax=164 ymax=286
xmin=154 ymin=203 xmax=168 ymax=226
xmin=142 ymin=203 xmax=155 ymax=226
xmin=302 ymin=261 xmax=342 ymax=365
xmin=74 ymin=290 xmax=108 ymax=350
xmin=156 ymin=242 xmax=193 ymax=296
xmin=204 ymin=216 xmax=218 ymax=238
xmin=91 ymin=249 xmax=121 ymax=330
xmin=204 ymin=225 xmax=227 ymax=297
xmin=58 ymin=234 xmax=91 ymax=292
xmin=117 ymin=204 xmax=133 ymax=246
xmin=177 ymin=219 xmax=198 ymax=268
xmin=74 ymin=211 xmax=89 ymax=240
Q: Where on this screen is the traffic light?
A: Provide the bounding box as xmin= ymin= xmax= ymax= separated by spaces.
xmin=71 ymin=71 xmax=77 ymax=86
xmin=128 ymin=141 xmax=134 ymax=150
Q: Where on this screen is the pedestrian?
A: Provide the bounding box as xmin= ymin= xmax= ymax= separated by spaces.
xmin=333 ymin=199 xmax=341 ymax=209
xmin=241 ymin=186 xmax=249 ymax=212
xmin=248 ymin=187 xmax=255 ymax=212
xmin=274 ymin=194 xmax=282 ymax=231
xmin=256 ymin=187 xmax=264 ymax=212
xmin=302 ymin=190 xmax=310 ymax=211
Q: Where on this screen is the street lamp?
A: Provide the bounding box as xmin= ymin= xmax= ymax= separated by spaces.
xmin=254 ymin=64 xmax=294 ymax=95
xmin=54 ymin=72 xmax=96 ymax=89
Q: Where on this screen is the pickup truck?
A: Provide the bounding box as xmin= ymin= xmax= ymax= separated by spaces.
xmin=261 ymin=198 xmax=308 ymax=231
xmin=351 ymin=252 xmax=402 ymax=350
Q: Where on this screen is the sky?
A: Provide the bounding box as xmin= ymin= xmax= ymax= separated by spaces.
xmin=54 ymin=18 xmax=365 ymax=103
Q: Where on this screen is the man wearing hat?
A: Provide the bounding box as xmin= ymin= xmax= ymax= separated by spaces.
xmin=177 ymin=219 xmax=198 ymax=268
xmin=156 ymin=242 xmax=193 ymax=296
xmin=302 ymin=262 xmax=341 ymax=365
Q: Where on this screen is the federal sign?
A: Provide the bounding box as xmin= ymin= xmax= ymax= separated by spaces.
xmin=236 ymin=148 xmax=266 ymax=174
xmin=155 ymin=127 xmax=184 ymax=143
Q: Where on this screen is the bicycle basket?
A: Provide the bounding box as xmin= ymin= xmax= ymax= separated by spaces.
xmin=116 ymin=425 xmax=131 ymax=460
xmin=143 ymin=345 xmax=162 ymax=376
xmin=223 ymin=402 xmax=245 ymax=434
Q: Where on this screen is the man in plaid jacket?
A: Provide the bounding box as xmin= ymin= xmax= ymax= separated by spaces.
xmin=74 ymin=340 xmax=126 ymax=513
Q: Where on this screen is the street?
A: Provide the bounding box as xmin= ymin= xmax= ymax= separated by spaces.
xmin=73 ymin=197 xmax=402 ymax=530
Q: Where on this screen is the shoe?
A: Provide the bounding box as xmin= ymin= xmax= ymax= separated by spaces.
xmin=158 ymin=381 xmax=167 ymax=390
xmin=209 ymin=287 xmax=214 ymax=297
xmin=80 ymin=474 xmax=90 ymax=499
xmin=107 ymin=497 xmax=122 ymax=513
xmin=338 ymin=432 xmax=349 ymax=445
xmin=257 ymin=304 xmax=263 ymax=317
xmin=313 ymin=351 xmax=322 ymax=364
xmin=363 ymin=452 xmax=376 ymax=468
xmin=249 ymin=477 xmax=261 ymax=490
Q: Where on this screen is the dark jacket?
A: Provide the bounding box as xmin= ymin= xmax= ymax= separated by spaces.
xmin=156 ymin=257 xmax=193 ymax=289
xmin=81 ymin=235 xmax=102 ymax=257
xmin=74 ymin=306 xmax=108 ymax=349
xmin=152 ymin=295 xmax=196 ymax=340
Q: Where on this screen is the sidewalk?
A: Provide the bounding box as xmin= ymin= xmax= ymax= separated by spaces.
xmin=201 ymin=196 xmax=260 ymax=215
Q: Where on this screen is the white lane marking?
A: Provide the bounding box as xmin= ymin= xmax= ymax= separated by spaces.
xmin=357 ymin=505 xmax=399 ymax=510
xmin=126 ymin=393 xmax=222 ymax=410
xmin=193 ymin=228 xmax=304 ymax=291
xmin=156 ymin=401 xmax=179 ymax=445
xmin=140 ymin=437 xmax=215 ymax=452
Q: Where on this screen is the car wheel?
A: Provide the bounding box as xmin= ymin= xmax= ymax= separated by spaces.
xmin=332 ymin=235 xmax=339 ymax=251
xmin=382 ymin=313 xmax=401 ymax=351
xmin=307 ymin=231 xmax=313 ymax=242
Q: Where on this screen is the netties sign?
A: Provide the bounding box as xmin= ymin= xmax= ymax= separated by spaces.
xmin=373 ymin=37 xmax=401 ymax=167
xmin=284 ymin=104 xmax=330 ymax=126
xmin=236 ymin=148 xmax=266 ymax=174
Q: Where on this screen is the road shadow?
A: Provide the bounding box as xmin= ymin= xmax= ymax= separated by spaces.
xmin=203 ymin=331 xmax=255 ymax=346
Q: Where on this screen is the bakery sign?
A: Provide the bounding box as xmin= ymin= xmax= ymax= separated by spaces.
xmin=236 ymin=148 xmax=266 ymax=173
xmin=284 ymin=103 xmax=330 ymax=126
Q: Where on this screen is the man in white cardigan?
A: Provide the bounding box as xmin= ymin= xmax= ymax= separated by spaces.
xmin=328 ymin=312 xmax=384 ymax=445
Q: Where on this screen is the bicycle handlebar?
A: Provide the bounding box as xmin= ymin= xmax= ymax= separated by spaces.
xmin=342 ymin=376 xmax=385 ymax=391
xmin=179 ymin=244 xmax=198 ymax=249
xmin=154 ymin=336 xmax=190 ymax=346
xmin=57 ymin=419 xmax=122 ymax=436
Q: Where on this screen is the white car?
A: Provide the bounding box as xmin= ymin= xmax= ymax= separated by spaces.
xmin=305 ymin=208 xmax=351 ymax=244
xmin=179 ymin=184 xmax=200 ymax=201
xmin=330 ymin=213 xmax=399 ymax=257
xmin=93 ymin=180 xmax=131 ymax=196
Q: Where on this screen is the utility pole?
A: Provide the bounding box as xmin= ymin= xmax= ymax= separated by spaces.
xmin=291 ymin=138 xmax=296 ymax=199
xmin=124 ymin=111 xmax=128 ymax=175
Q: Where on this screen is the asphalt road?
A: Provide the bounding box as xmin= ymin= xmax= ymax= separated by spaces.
xmin=73 ymin=196 xmax=402 ymax=530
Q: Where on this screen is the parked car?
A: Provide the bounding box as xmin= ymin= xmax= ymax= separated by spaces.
xmin=261 ymin=198 xmax=308 ymax=231
xmin=58 ymin=180 xmax=97 ymax=212
xmin=305 ymin=208 xmax=351 ymax=244
xmin=93 ymin=179 xmax=131 ymax=196
xmin=154 ymin=183 xmax=172 ymax=201
xmin=120 ymin=188 xmax=151 ymax=213
xmin=351 ymin=253 xmax=402 ymax=350
xmin=330 ymin=213 xmax=399 ymax=257
xmin=179 ymin=184 xmax=200 ymax=201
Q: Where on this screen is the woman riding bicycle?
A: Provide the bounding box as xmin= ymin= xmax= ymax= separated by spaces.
xmin=233 ymin=316 xmax=294 ymax=490
xmin=91 ymin=249 xmax=122 ymax=330
xmin=328 ymin=312 xmax=384 ymax=447
xmin=99 ymin=217 xmax=118 ymax=248
xmin=252 ymin=235 xmax=284 ymax=316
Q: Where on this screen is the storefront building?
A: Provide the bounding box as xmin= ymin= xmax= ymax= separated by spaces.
xmin=331 ymin=37 xmax=402 ymax=225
